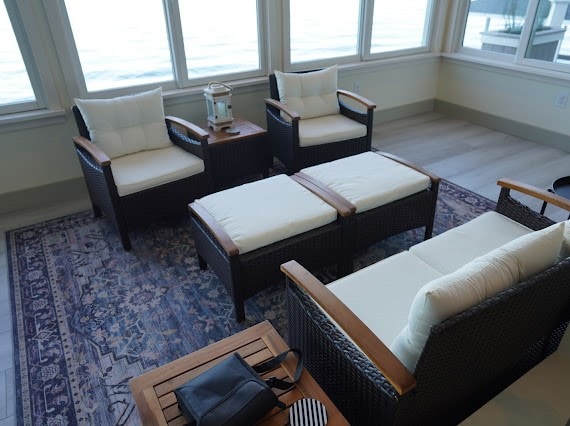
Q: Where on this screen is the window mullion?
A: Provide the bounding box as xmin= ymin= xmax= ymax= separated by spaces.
xmin=361 ymin=0 xmax=374 ymax=59
xmin=4 ymin=0 xmax=43 ymax=108
xmin=516 ymin=0 xmax=540 ymax=63
xmin=43 ymin=0 xmax=88 ymax=98
xmin=164 ymin=0 xmax=189 ymax=88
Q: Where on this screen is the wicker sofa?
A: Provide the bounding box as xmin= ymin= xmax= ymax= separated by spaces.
xmin=282 ymin=178 xmax=570 ymax=425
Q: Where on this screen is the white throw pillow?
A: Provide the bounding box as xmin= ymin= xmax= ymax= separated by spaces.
xmin=391 ymin=221 xmax=564 ymax=372
xmin=274 ymin=65 xmax=340 ymax=122
xmin=74 ymin=87 xmax=172 ymax=159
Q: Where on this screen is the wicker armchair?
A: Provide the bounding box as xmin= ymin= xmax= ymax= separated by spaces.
xmin=265 ymin=68 xmax=376 ymax=173
xmin=282 ymin=178 xmax=570 ymax=425
xmin=72 ymin=105 xmax=212 ymax=250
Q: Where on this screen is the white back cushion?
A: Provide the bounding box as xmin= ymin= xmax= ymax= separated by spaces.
xmin=75 ymin=87 xmax=172 ymax=159
xmin=275 ymin=65 xmax=340 ymax=121
xmin=410 ymin=211 xmax=532 ymax=275
xmin=391 ymin=221 xmax=564 ymax=372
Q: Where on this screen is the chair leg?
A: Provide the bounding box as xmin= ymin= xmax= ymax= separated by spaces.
xmin=92 ymin=204 xmax=102 ymax=218
xmin=120 ymin=230 xmax=132 ymax=251
xmin=197 ymin=254 xmax=208 ymax=271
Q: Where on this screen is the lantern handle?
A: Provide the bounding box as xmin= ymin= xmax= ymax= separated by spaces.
xmin=208 ymin=81 xmax=233 ymax=90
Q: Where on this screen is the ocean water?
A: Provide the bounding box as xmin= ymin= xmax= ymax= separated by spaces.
xmin=1 ymin=2 xmax=569 ymax=105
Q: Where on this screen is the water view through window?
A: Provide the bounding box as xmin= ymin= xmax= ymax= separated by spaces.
xmin=3 ymin=2 xmax=570 ymax=105
xmin=0 ymin=3 xmax=35 ymax=106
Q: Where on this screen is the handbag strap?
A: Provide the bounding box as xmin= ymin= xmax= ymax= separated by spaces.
xmin=252 ymin=348 xmax=303 ymax=390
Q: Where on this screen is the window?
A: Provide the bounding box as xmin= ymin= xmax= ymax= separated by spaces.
xmin=370 ymin=0 xmax=433 ymax=54
xmin=52 ymin=0 xmax=264 ymax=95
xmin=525 ymin=0 xmax=570 ymax=64
xmin=64 ymin=0 xmax=173 ymax=92
xmin=461 ymin=0 xmax=570 ymax=70
xmin=179 ymin=0 xmax=260 ymax=79
xmin=286 ymin=0 xmax=435 ymax=68
xmin=289 ymin=0 xmax=360 ymax=64
xmin=0 ymin=2 xmax=38 ymax=113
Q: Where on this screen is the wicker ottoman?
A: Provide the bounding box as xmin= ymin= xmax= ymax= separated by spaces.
xmin=295 ymin=151 xmax=440 ymax=254
xmin=189 ymin=174 xmax=354 ymax=322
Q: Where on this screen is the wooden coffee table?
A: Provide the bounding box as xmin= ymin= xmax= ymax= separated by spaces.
xmin=129 ymin=320 xmax=349 ymax=425
xmin=202 ymin=117 xmax=271 ymax=190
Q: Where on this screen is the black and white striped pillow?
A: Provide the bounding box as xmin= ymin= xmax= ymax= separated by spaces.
xmin=289 ymin=398 xmax=328 ymax=426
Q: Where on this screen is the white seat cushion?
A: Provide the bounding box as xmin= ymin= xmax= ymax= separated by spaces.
xmin=298 ymin=114 xmax=368 ymax=147
xmin=194 ymin=175 xmax=338 ymax=254
xmin=328 ymin=251 xmax=443 ymax=346
xmin=275 ymin=65 xmax=340 ymax=121
xmin=112 ymin=145 xmax=204 ymax=197
xmin=410 ymin=211 xmax=532 ymax=274
xmin=392 ymin=221 xmax=564 ymax=372
xmin=301 ymin=152 xmax=431 ymax=213
xmin=75 ymin=87 xmax=172 ymax=159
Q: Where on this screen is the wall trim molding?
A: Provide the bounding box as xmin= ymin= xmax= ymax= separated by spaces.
xmin=374 ymin=99 xmax=435 ymax=123
xmin=0 ymin=177 xmax=88 ymax=215
xmin=434 ymin=100 xmax=570 ymax=153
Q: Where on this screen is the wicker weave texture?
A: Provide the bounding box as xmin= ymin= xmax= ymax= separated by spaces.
xmin=285 ymin=187 xmax=570 ymax=425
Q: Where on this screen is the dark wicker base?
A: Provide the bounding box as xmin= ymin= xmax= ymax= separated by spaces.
xmin=287 ymin=259 xmax=570 ymax=425
xmin=285 ymin=186 xmax=570 ymax=425
xmin=352 ymin=185 xmax=439 ymax=253
xmin=190 ymin=212 xmax=351 ymax=322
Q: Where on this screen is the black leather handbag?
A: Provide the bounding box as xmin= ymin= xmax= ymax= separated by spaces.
xmin=175 ymin=349 xmax=302 ymax=426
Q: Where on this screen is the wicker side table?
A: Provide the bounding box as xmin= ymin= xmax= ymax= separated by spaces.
xmin=202 ymin=117 xmax=271 ymax=190
xmin=129 ymin=320 xmax=349 ymax=425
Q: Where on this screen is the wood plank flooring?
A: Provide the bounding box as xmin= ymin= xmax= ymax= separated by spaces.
xmin=373 ymin=112 xmax=570 ymax=222
xmin=0 ymin=112 xmax=569 ymax=425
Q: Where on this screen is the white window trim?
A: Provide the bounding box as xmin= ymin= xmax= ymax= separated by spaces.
xmin=363 ymin=0 xmax=437 ymax=61
xmin=45 ymin=0 xmax=268 ymax=99
xmin=453 ymin=0 xmax=570 ymax=75
xmin=0 ymin=1 xmax=64 ymax=130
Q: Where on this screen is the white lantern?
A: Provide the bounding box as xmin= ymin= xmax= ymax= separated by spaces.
xmin=203 ymin=82 xmax=234 ymax=131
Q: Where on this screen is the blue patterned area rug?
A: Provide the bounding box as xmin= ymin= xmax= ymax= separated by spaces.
xmin=7 ymin=179 xmax=495 ymax=425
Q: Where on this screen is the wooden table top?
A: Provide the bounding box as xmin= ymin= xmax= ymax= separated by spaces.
xmin=129 ymin=320 xmax=349 ymax=425
xmin=201 ymin=117 xmax=267 ymax=145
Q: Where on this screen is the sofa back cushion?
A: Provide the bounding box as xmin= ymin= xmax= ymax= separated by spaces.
xmin=74 ymin=87 xmax=172 ymax=159
xmin=274 ymin=65 xmax=340 ymax=122
xmin=391 ymin=221 xmax=564 ymax=372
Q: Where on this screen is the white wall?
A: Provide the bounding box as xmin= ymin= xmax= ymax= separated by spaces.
xmin=437 ymin=58 xmax=570 ymax=139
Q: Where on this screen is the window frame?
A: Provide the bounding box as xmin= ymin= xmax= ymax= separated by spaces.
xmin=455 ymin=0 xmax=570 ymax=75
xmin=1 ymin=0 xmax=59 ymax=116
xmin=362 ymin=0 xmax=437 ymax=61
xmin=45 ymin=0 xmax=268 ymax=99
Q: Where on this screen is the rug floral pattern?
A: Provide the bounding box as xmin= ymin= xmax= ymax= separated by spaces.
xmin=7 ymin=180 xmax=495 ymax=425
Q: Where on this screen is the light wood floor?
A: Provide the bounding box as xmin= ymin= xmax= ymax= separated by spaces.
xmin=372 ymin=112 xmax=570 ymax=222
xmin=0 ymin=112 xmax=569 ymax=425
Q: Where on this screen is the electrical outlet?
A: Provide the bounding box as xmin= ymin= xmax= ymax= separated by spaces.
xmin=555 ymin=92 xmax=568 ymax=108
xmin=354 ymin=82 xmax=360 ymax=94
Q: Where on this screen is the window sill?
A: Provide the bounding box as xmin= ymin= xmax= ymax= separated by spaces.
xmin=441 ymin=53 xmax=570 ymax=84
xmin=0 ymin=108 xmax=66 ymax=133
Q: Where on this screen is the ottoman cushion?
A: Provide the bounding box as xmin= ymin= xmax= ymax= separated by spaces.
xmin=194 ymin=175 xmax=338 ymax=254
xmin=300 ymin=152 xmax=431 ymax=213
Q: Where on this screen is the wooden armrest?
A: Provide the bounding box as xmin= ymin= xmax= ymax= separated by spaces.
xmin=498 ymin=178 xmax=570 ymax=212
xmin=73 ymin=135 xmax=111 ymax=166
xmin=165 ymin=116 xmax=209 ymax=141
xmin=281 ymin=260 xmax=416 ymax=396
xmin=265 ymin=98 xmax=301 ymax=122
xmin=293 ymin=172 xmax=356 ymax=217
xmin=337 ymin=89 xmax=377 ymax=110
xmin=378 ymin=151 xmax=441 ymax=183
xmin=189 ymin=202 xmax=239 ymax=256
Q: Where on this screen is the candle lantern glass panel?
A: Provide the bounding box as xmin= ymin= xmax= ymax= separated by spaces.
xmin=204 ymin=82 xmax=234 ymax=131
